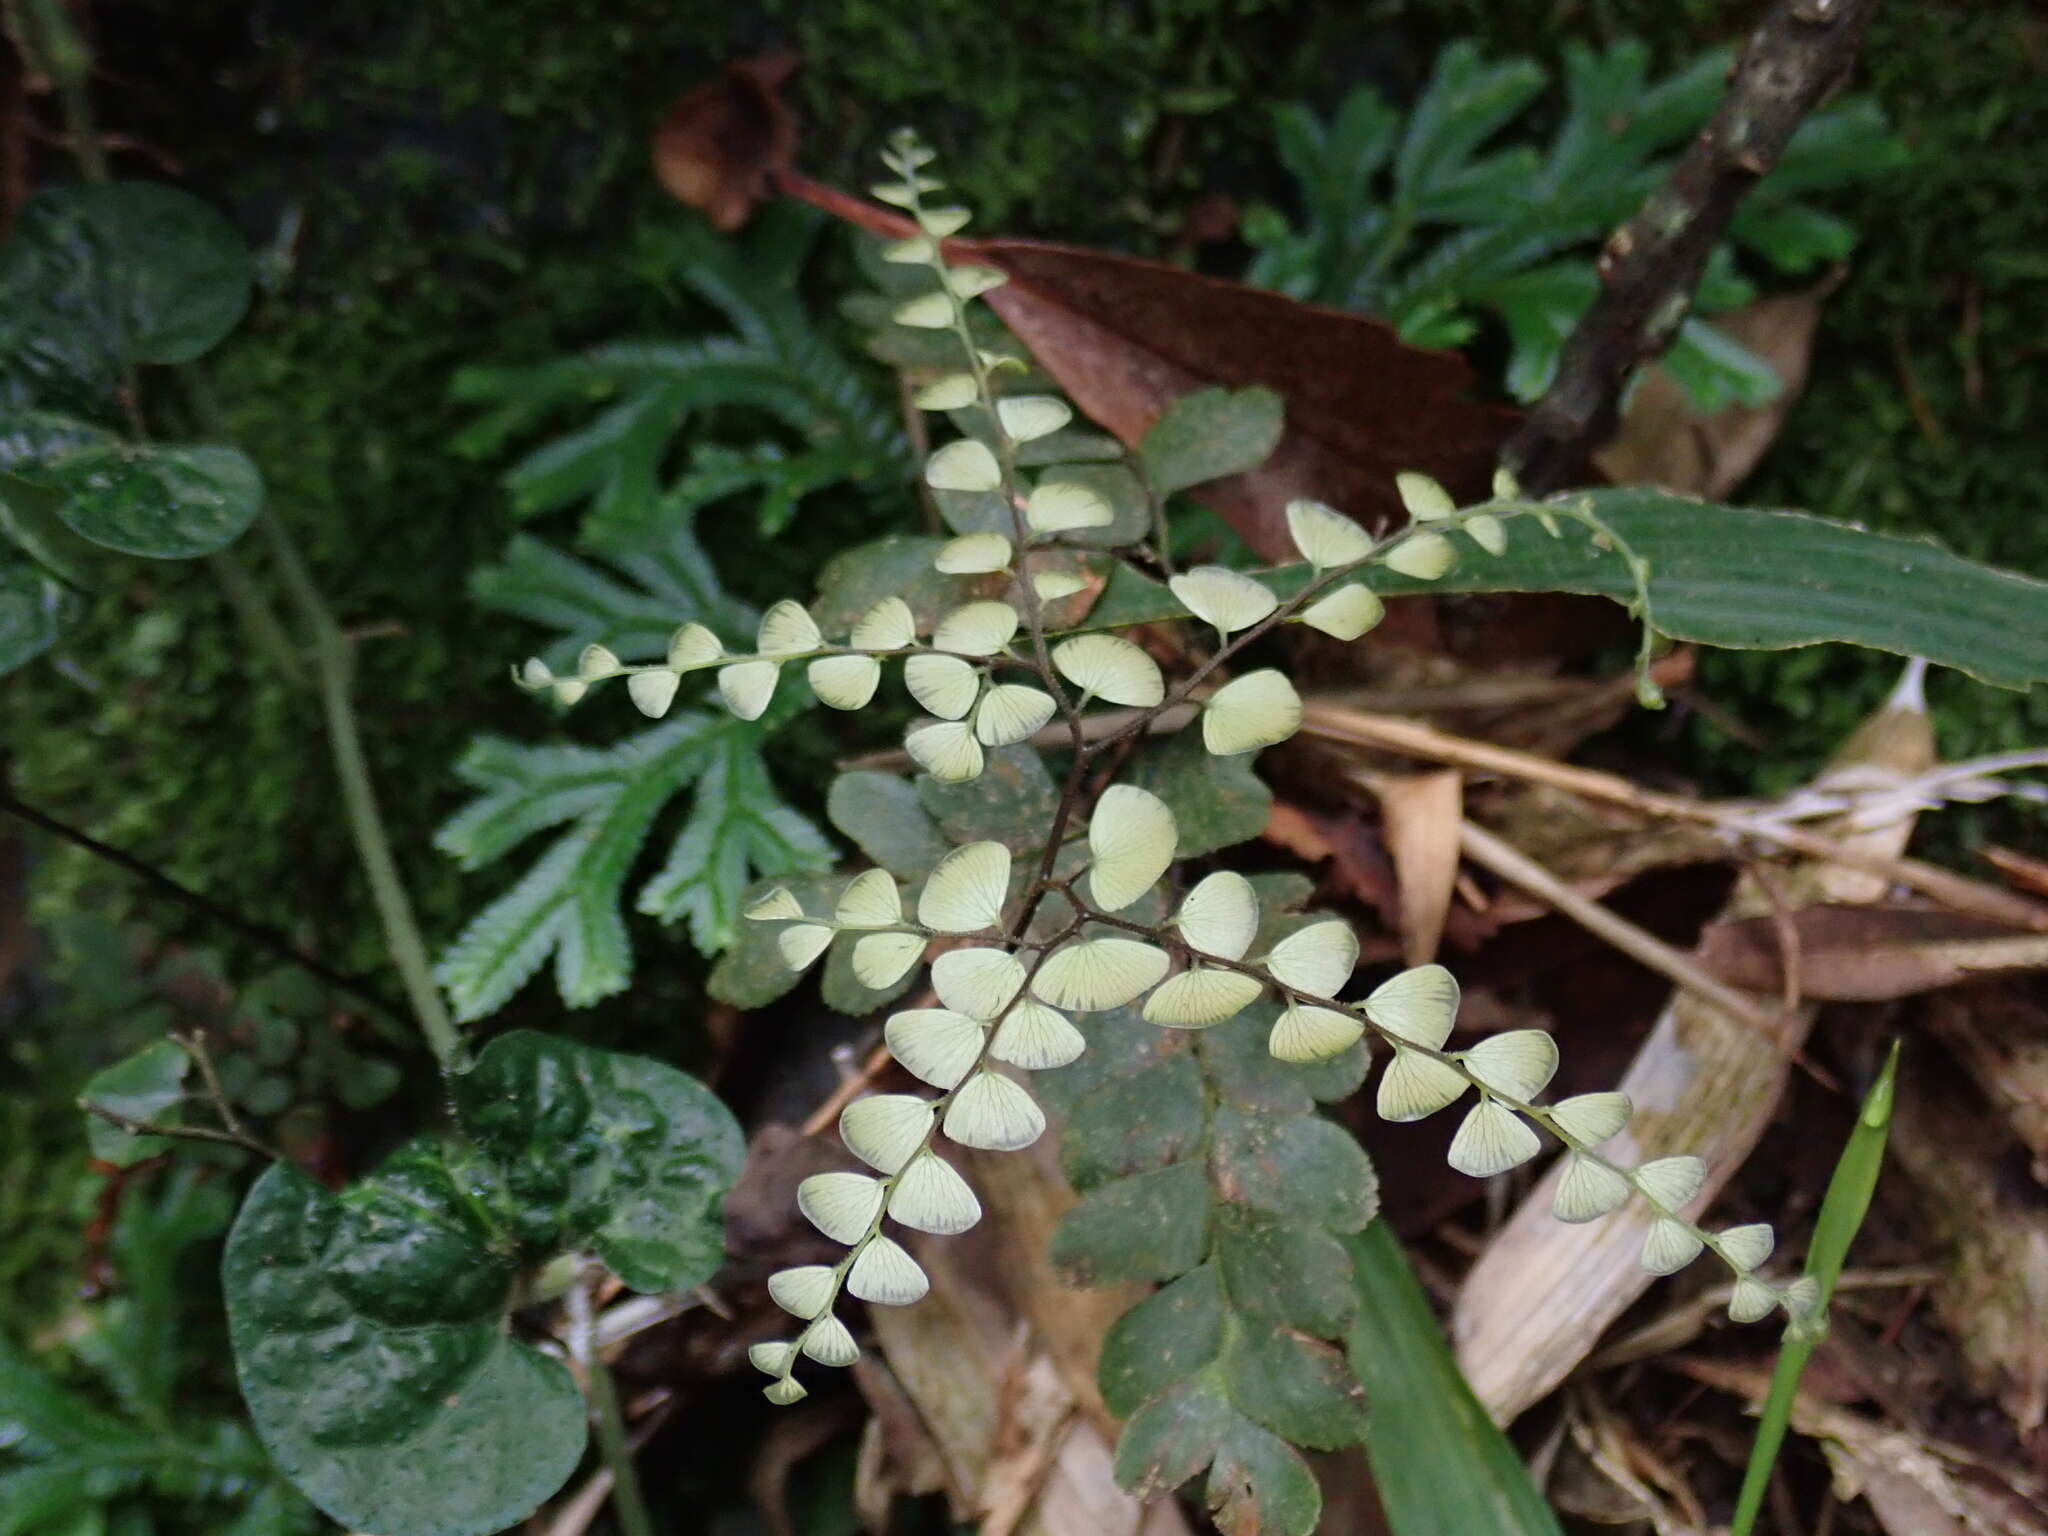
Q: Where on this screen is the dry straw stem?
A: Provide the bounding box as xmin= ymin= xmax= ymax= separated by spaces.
xmin=1302 ymin=702 xmax=2048 ymax=932
xmin=1444 ymin=676 xmax=1935 ymax=1422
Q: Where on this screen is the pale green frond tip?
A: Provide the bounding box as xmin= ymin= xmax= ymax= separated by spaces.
xmin=1491 ymin=466 xmax=1521 ymax=501
xmin=757 ymin=600 xmax=822 ymax=656
xmin=973 ymin=685 xmax=1055 ymax=750
xmin=1052 ymin=633 xmax=1164 ymax=707
xmin=1728 ymin=1275 xmax=1780 ymax=1323
xmin=796 ymin=1170 xmax=885 ymax=1245
xmin=767 ymin=1265 xmax=836 ymax=1320
xmin=871 ymin=179 xmax=936 ymax=209
xmin=925 ymin=438 xmax=1003 ymax=494
xmin=905 ymin=718 xmax=985 ymax=782
xmin=1143 ymin=967 xmax=1264 ymax=1028
xmin=1465 ymin=512 xmax=1508 ymax=556
xmin=847 ymin=1235 xmax=929 ymax=1306
xmin=745 ymin=886 xmax=805 ymax=922
xmin=839 ymin=1092 xmax=934 ymax=1174
xmin=913 ymin=373 xmax=979 ymax=411
xmin=1377 ymin=1046 xmax=1469 ymax=1122
xmin=1362 ymin=963 xmax=1460 ymax=1050
xmin=1640 ymin=1216 xmax=1706 ymax=1276
xmin=882 ymin=235 xmax=936 ymax=264
xmin=627 ymin=668 xmax=682 ymax=718
xmin=945 ymin=265 xmax=1008 ymax=300
xmin=1202 ymin=668 xmax=1302 ymax=755
xmin=749 ymin=1340 xmax=798 ymax=1376
xmin=889 ymin=1150 xmax=982 ymax=1234
xmin=808 ymin=654 xmax=882 ymax=710
xmin=669 ymin=621 xmax=722 ymax=669
xmin=1175 ymin=870 xmax=1259 ymax=961
xmin=1269 ymin=1002 xmax=1363 ymax=1062
xmin=1086 ymin=783 xmax=1178 ymax=913
xmin=1032 ymin=937 xmax=1170 ymax=1012
xmin=935 ymin=531 xmax=1014 ymax=574
xmin=852 ymin=930 xmax=925 ymax=990
xmin=1782 ymin=1275 xmax=1822 ymax=1318
xmin=719 ymin=659 xmax=781 ymax=721
xmin=763 ymin=1376 xmax=808 ymax=1405
xmin=1031 ymin=570 xmax=1088 ymax=602
xmin=1263 ymin=918 xmax=1358 ymax=997
xmin=516 ymin=657 xmax=552 ymax=692
xmin=990 ymin=1000 xmax=1085 ymax=1069
xmin=1169 ymin=565 xmax=1279 ymax=638
xmin=1635 ymin=1154 xmax=1707 ymax=1209
xmin=885 ymin=1008 xmax=984 ymax=1089
xmin=905 ymin=653 xmax=980 ymax=720
xmin=800 ymin=1314 xmax=860 ymax=1366
xmin=933 ymin=599 xmax=1020 ymax=656
xmin=1548 ymin=1091 xmax=1632 ymax=1147
xmin=1026 ymin=478 xmax=1115 ymax=534
xmin=833 ymin=868 xmax=902 ymax=928
xmin=917 ymin=840 xmax=1011 ymax=933
xmin=777 ymin=922 xmax=835 ymax=972
xmin=851 ymin=596 xmax=917 ymax=651
xmin=996 ymin=395 xmax=1071 ymax=442
xmin=1553 ymin=1153 xmax=1630 ymax=1222
xmin=1447 ymin=1099 xmax=1541 ymax=1178
xmin=1717 ymin=1222 xmax=1775 ymax=1273
xmin=942 ymin=1071 xmax=1045 ymax=1151
xmin=1384 ymin=530 xmax=1457 ymax=581
xmin=1285 ymin=498 xmax=1373 ymax=569
xmin=577 ymin=643 xmax=620 ymax=679
xmin=918 ymin=205 xmax=971 ymax=238
xmin=1460 ymin=1029 xmax=1559 ymax=1101
xmin=1395 ymin=470 xmax=1458 ymax=522
xmin=930 ymin=946 xmax=1025 ymax=1020
xmin=894 ymin=290 xmax=955 ymax=329
xmin=1301 ymin=585 xmax=1385 ymax=641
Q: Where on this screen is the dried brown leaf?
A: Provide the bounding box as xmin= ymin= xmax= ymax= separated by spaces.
xmin=1698 ymin=906 xmax=2048 ymax=1001
xmin=652 ymin=54 xmax=801 ymax=231
xmin=1594 ymin=285 xmax=1836 ymax=499
xmin=1374 ymin=770 xmax=1464 ymax=966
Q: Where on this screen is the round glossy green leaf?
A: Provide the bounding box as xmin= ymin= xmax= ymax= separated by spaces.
xmin=0 ymin=550 xmax=61 ymax=675
xmin=452 ymin=1029 xmax=745 ymax=1292
xmin=79 ymin=1038 xmax=190 ymax=1167
xmin=13 ymin=438 xmax=262 ymax=558
xmin=0 ymin=181 xmax=252 ymax=409
xmin=223 ymin=1152 xmax=585 ymax=1536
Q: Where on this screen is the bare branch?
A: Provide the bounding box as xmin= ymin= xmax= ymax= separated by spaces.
xmin=1505 ymin=0 xmax=1883 ymax=491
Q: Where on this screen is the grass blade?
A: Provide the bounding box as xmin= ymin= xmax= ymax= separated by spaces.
xmin=1730 ymin=1039 xmax=1901 ymax=1535
xmin=1345 ymin=1222 xmax=1564 ymax=1536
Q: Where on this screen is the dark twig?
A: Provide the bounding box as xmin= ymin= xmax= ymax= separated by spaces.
xmin=1503 ymin=0 xmax=1883 ymax=491
xmin=81 ymin=1101 xmax=276 ymax=1160
xmin=0 ymin=784 xmax=411 ymax=1027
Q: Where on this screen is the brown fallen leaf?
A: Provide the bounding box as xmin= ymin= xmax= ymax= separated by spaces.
xmin=1594 ymin=283 xmax=1836 ymax=499
xmin=1697 ymin=905 xmax=2048 ymax=1001
xmin=652 ymin=53 xmax=801 ymax=232
xmin=1371 ymin=769 xmax=1464 ymax=966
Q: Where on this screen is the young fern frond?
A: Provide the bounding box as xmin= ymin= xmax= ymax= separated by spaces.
xmin=506 ymin=133 xmax=1804 ymax=1448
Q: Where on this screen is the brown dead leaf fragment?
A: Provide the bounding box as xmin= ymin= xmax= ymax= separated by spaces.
xmin=652 ymin=53 xmax=801 ymax=231
xmin=1594 ymin=285 xmax=1834 ymax=498
xmin=1371 ymin=769 xmax=1464 ymax=966
xmin=748 ymin=163 xmax=1518 ymax=560
xmin=974 ymin=241 xmax=1517 ymax=560
xmin=1698 ymin=906 xmax=2048 ymax=1001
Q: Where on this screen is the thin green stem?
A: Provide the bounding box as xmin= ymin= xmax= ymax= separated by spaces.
xmin=262 ymin=512 xmax=463 ymax=1070
xmin=567 ymin=1270 xmax=657 ymax=1536
xmin=208 ymin=549 xmax=312 ymax=686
